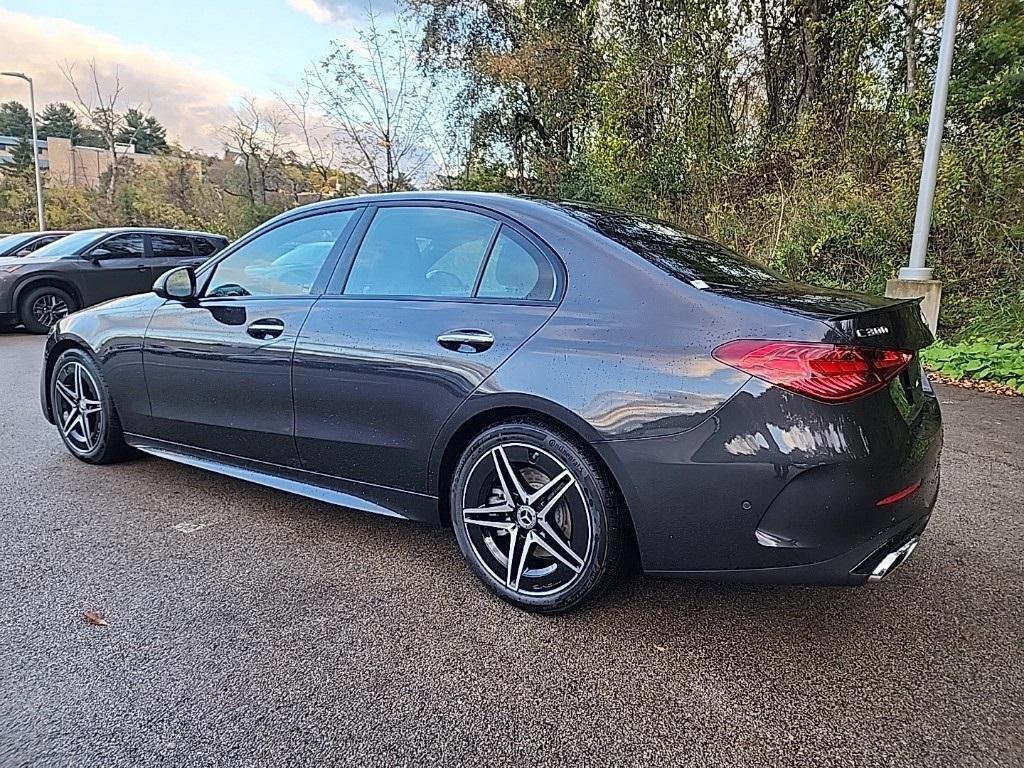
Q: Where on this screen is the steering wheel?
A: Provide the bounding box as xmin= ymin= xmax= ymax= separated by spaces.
xmin=425 ymin=269 xmax=467 ymax=295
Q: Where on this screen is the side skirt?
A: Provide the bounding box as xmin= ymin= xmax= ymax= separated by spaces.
xmin=124 ymin=433 xmax=441 ymax=524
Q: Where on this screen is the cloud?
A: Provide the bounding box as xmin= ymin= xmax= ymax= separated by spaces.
xmin=0 ymin=9 xmax=245 ymax=152
xmin=287 ymin=0 xmax=395 ymax=25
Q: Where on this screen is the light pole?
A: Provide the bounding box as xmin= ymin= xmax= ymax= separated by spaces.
xmin=886 ymin=0 xmax=959 ymax=334
xmin=902 ymin=0 xmax=960 ymax=280
xmin=1 ymin=71 xmax=45 ymax=231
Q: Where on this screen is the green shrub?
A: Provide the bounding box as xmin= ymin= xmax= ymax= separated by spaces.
xmin=921 ymin=338 xmax=1024 ymax=393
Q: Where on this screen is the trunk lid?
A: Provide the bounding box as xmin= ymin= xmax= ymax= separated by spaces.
xmin=712 ymin=282 xmax=934 ymax=351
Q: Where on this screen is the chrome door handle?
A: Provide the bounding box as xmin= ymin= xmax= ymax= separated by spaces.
xmin=247 ymin=319 xmax=285 ymax=339
xmin=437 ymin=330 xmax=494 ymax=352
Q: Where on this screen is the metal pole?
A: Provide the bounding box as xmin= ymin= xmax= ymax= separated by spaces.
xmin=901 ymin=0 xmax=959 ymax=280
xmin=1 ymin=71 xmax=45 ymax=231
xmin=27 ymin=77 xmax=45 ymax=231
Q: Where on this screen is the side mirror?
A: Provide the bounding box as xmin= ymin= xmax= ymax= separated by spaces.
xmin=153 ymin=266 xmax=197 ymax=301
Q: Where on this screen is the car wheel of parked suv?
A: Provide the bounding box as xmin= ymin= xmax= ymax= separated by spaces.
xmin=450 ymin=418 xmax=630 ymax=613
xmin=49 ymin=348 xmax=132 ymax=464
xmin=21 ymin=286 xmax=77 ymax=334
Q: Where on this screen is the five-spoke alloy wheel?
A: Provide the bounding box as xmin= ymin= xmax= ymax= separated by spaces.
xmin=50 ymin=348 xmax=131 ymax=464
xmin=451 ymin=418 xmax=629 ymax=613
xmin=54 ymin=360 xmax=104 ymax=455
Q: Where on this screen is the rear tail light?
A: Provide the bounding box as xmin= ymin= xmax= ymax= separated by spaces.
xmin=712 ymin=340 xmax=913 ymax=403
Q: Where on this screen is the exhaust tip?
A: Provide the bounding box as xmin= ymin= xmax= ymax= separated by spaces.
xmin=867 ymin=536 xmax=920 ymax=582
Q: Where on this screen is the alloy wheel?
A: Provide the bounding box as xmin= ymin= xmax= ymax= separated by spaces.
xmin=460 ymin=443 xmax=592 ymax=596
xmin=53 ymin=361 xmax=104 ymax=455
xmin=32 ymin=294 xmax=70 ymax=328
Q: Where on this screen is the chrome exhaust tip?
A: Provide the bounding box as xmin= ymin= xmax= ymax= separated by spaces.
xmin=867 ymin=536 xmax=920 ymax=583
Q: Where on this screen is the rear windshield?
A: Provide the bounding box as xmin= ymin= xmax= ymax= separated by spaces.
xmin=552 ymin=202 xmax=784 ymax=287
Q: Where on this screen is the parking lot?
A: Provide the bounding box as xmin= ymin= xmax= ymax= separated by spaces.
xmin=0 ymin=331 xmax=1021 ymax=767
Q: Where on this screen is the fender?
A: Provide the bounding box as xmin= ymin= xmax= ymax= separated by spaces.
xmin=13 ymin=274 xmax=84 ymax=313
xmin=427 ymin=390 xmax=607 ymax=497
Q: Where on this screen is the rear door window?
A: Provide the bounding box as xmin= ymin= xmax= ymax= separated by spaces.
xmin=150 ymin=234 xmax=194 ymax=259
xmin=343 ymin=207 xmax=497 ymax=298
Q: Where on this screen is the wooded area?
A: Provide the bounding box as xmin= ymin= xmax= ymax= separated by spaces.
xmin=0 ymin=0 xmax=1020 ymax=339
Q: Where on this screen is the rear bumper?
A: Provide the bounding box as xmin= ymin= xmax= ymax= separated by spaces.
xmin=593 ymin=377 xmax=942 ymax=582
xmin=647 ymin=510 xmax=931 ymax=585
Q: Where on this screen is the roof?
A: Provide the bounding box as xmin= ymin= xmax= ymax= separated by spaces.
xmin=75 ymin=227 xmax=227 ymax=239
xmin=2 ymin=230 xmax=74 ymax=237
xmin=274 ymin=190 xmax=567 ymax=225
xmin=0 ymin=135 xmax=47 ymax=149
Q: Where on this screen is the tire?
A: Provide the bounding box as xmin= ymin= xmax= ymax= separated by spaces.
xmin=20 ymin=285 xmax=77 ymax=334
xmin=49 ymin=348 xmax=132 ymax=465
xmin=450 ymin=417 xmax=630 ymax=613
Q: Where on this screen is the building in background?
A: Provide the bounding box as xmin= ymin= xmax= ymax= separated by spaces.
xmin=0 ymin=135 xmax=200 ymax=188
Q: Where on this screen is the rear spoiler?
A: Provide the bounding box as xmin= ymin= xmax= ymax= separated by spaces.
xmin=828 ymin=298 xmax=933 ymax=351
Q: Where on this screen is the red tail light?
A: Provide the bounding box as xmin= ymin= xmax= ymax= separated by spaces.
xmin=712 ymin=340 xmax=913 ymax=403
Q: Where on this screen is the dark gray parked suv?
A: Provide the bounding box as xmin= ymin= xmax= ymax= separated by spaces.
xmin=0 ymin=227 xmax=228 ymax=333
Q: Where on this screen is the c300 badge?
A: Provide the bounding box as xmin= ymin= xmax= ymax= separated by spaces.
xmin=854 ymin=326 xmax=889 ymax=338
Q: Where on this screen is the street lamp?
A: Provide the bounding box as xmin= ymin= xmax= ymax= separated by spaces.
xmin=886 ymin=0 xmax=959 ymax=335
xmin=903 ymin=0 xmax=960 ymax=281
xmin=1 ymin=71 xmax=46 ymax=231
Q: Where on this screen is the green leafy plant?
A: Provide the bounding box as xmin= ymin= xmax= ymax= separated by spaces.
xmin=921 ymin=338 xmax=1024 ymax=393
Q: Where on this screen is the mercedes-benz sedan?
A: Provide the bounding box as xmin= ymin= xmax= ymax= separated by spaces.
xmin=41 ymin=192 xmax=942 ymax=613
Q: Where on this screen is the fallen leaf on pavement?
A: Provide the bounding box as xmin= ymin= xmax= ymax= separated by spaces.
xmin=654 ymin=644 xmax=667 ymax=652
xmin=83 ymin=610 xmax=108 ymax=627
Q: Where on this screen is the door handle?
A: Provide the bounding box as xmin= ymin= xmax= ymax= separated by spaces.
xmin=247 ymin=319 xmax=285 ymax=340
xmin=437 ymin=329 xmax=494 ymax=352
xmin=136 ymin=265 xmax=149 ymax=271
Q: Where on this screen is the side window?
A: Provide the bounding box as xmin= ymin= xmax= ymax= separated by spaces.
xmin=151 ymin=234 xmax=194 ymax=259
xmin=204 ymin=210 xmax=355 ymax=298
xmin=344 ymin=207 xmax=497 ymax=298
xmin=477 ymin=228 xmax=554 ymax=301
xmin=193 ymin=238 xmax=219 ymax=258
xmin=88 ymin=234 xmax=145 ymax=259
xmin=19 ymin=236 xmax=59 ymax=256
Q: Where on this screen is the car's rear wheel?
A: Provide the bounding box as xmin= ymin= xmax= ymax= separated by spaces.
xmin=20 ymin=286 xmax=77 ymax=334
xmin=450 ymin=418 xmax=629 ymax=613
xmin=50 ymin=348 xmax=132 ymax=464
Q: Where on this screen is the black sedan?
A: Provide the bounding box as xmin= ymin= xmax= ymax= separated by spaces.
xmin=0 ymin=227 xmax=228 ymax=333
xmin=0 ymin=230 xmax=72 ymax=259
xmin=41 ymin=192 xmax=942 ymax=613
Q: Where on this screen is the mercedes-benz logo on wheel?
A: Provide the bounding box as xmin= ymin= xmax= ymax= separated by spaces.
xmin=515 ymin=505 xmax=537 ymax=530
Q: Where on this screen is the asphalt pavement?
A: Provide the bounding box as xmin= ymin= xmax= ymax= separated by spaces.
xmin=1 ymin=331 xmax=1021 ymax=767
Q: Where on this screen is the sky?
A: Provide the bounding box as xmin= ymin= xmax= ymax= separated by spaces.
xmin=0 ymin=0 xmax=392 ymax=152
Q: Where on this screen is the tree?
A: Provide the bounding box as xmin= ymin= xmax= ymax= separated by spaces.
xmin=59 ymin=60 xmax=144 ymax=202
xmin=38 ymin=102 xmax=82 ymax=142
xmin=9 ymin=136 xmax=36 ymax=177
xmin=220 ymin=98 xmax=288 ymax=206
xmin=0 ymin=101 xmax=32 ymax=138
xmin=279 ymin=83 xmax=343 ymax=201
xmin=312 ymin=9 xmax=433 ymax=192
xmin=116 ymin=108 xmax=169 ymax=154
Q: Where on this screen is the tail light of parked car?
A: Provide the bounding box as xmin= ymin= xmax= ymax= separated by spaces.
xmin=712 ymin=340 xmax=913 ymax=404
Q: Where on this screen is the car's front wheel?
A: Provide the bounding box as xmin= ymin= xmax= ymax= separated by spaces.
xmin=20 ymin=285 xmax=77 ymax=334
xmin=450 ymin=418 xmax=630 ymax=613
xmin=50 ymin=348 xmax=132 ymax=464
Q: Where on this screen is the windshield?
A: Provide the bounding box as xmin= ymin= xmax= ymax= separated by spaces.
xmin=552 ymin=202 xmax=784 ymax=287
xmin=27 ymin=230 xmax=104 ymax=260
